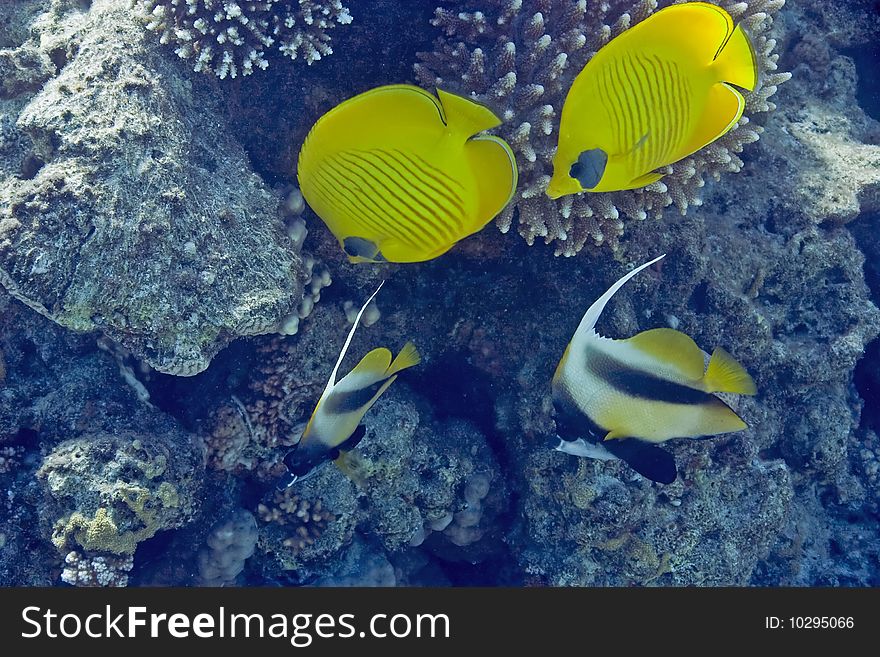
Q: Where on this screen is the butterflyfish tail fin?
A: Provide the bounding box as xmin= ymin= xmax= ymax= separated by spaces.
xmin=713 ymin=23 xmax=758 ymax=92
xmin=386 ymin=341 xmax=421 ymax=376
xmin=436 ymin=88 xmax=502 ymax=136
xmin=321 ymin=282 xmax=385 ymax=399
xmin=703 ymin=347 xmax=757 ymax=395
xmin=465 ymin=134 xmax=518 ymax=227
xmin=573 ymin=254 xmax=666 ymax=343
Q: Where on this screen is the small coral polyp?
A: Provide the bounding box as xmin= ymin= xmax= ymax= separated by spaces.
xmin=136 ymin=0 xmax=353 ymax=79
xmin=415 ymin=0 xmax=790 ymax=255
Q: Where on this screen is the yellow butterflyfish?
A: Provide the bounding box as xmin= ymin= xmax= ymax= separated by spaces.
xmin=551 ymin=255 xmax=757 ymax=484
xmin=546 ymin=2 xmax=758 ymax=198
xmin=278 ymin=282 xmax=420 ymax=489
xmin=297 ymin=84 xmax=518 ymax=263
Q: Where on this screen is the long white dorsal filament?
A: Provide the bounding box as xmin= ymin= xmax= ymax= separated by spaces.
xmin=320 ymin=280 xmax=385 ymax=400
xmin=574 ymin=254 xmax=666 ymax=342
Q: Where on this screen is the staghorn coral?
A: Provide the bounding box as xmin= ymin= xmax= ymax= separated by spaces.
xmin=415 ymin=0 xmax=790 ymax=255
xmin=135 ymin=0 xmax=353 ymax=79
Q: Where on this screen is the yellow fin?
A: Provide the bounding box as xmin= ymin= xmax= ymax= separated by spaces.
xmin=386 ymin=341 xmax=421 ymax=376
xmin=604 ymin=430 xmax=627 ymax=442
xmin=436 ymin=88 xmax=501 ymax=136
xmin=465 ymin=134 xmax=518 ymax=227
xmin=713 ymin=23 xmax=758 ymax=91
xmin=624 ymin=328 xmax=706 ymax=381
xmin=672 ymin=82 xmax=745 ymax=162
xmin=625 ymin=171 xmax=665 ymax=190
xmin=703 ymin=347 xmax=757 ymax=395
xmin=349 ymin=347 xmax=393 ymax=380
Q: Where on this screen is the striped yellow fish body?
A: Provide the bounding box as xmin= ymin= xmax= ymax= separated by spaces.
xmin=547 ymin=2 xmax=758 ymax=197
xmin=281 ymin=283 xmax=420 ymax=483
xmin=297 ymin=85 xmax=517 ymax=263
xmin=551 ymin=255 xmax=756 ymax=483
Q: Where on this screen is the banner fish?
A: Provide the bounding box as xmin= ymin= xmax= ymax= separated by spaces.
xmin=547 ymin=2 xmax=758 ymax=197
xmin=551 ymin=254 xmax=757 ymax=484
xmin=297 ymin=84 xmax=517 ymax=263
xmin=278 ymin=282 xmax=420 ymax=489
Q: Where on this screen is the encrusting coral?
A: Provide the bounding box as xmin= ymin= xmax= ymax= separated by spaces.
xmin=135 ymin=0 xmax=353 ymax=79
xmin=415 ymin=0 xmax=791 ymax=256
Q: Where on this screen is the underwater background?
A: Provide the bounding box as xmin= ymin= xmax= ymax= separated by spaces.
xmin=0 ymin=0 xmax=878 ymax=587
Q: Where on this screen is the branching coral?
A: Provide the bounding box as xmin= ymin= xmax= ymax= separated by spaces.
xmin=257 ymin=489 xmax=336 ymax=552
xmin=60 ymin=550 xmax=134 ymax=587
xmin=415 ymin=0 xmax=790 ymax=255
xmin=135 ymin=0 xmax=353 ymax=79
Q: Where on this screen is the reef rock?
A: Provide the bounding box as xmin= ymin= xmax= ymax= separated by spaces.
xmin=0 ymin=0 xmax=304 ymax=375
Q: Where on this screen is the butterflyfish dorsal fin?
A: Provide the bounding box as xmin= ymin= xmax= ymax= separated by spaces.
xmin=624 ymin=328 xmax=707 ymax=381
xmin=703 ymin=347 xmax=757 ymax=395
xmin=633 ymin=2 xmax=734 ymax=62
xmin=436 ymin=88 xmax=502 ymax=136
xmin=572 ymin=254 xmax=666 ymax=344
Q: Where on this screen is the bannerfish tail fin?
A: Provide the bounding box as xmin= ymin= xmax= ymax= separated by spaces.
xmin=573 ymin=254 xmax=666 ymax=343
xmin=703 ymin=347 xmax=757 ymax=395
xmin=603 ymin=438 xmax=678 ymax=484
xmin=713 ymin=22 xmax=758 ymax=91
xmin=437 ymin=88 xmax=502 ymax=137
xmin=386 ymin=341 xmax=421 ymax=377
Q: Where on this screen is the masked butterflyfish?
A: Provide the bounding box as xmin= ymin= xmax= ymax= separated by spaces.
xmin=277 ymin=282 xmax=420 ymax=490
xmin=547 ymin=2 xmax=758 ymax=198
xmin=551 ymin=254 xmax=757 ymax=484
xmin=297 ymin=84 xmax=518 ymax=263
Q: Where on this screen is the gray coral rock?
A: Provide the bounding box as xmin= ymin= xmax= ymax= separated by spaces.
xmin=0 ymin=0 xmax=304 ymax=375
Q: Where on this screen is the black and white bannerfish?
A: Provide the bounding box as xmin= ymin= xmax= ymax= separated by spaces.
xmin=550 ymin=254 xmax=757 ymax=484
xmin=277 ymin=282 xmax=420 ymax=490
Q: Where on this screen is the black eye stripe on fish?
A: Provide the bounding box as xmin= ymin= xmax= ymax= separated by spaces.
xmin=571 ymin=149 xmax=608 ymax=190
xmin=584 ymin=345 xmax=712 ymax=406
xmin=322 ymin=378 xmax=391 ymax=415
